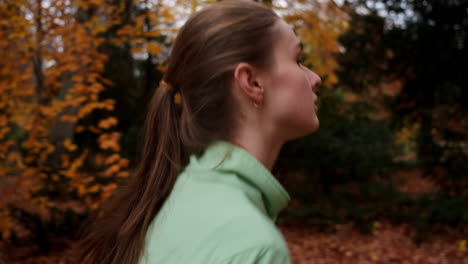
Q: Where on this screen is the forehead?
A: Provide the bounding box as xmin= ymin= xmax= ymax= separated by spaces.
xmin=272 ymin=19 xmax=299 ymax=51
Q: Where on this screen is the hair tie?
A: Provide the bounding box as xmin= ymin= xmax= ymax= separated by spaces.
xmin=160 ymin=80 xmax=182 ymax=105
xmin=160 ymin=80 xmax=173 ymax=92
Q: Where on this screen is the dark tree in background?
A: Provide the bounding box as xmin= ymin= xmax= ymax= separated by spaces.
xmin=338 ymin=0 xmax=468 ymax=196
xmin=77 ymin=0 xmax=169 ymax=160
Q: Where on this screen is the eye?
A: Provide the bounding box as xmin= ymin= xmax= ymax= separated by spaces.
xmin=297 ymin=54 xmax=306 ymax=65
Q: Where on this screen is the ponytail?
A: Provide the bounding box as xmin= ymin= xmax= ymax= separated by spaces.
xmin=75 ymin=80 xmax=183 ymax=264
xmin=75 ymin=1 xmax=279 ymax=263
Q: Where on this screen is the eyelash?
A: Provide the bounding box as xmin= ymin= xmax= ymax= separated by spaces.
xmin=297 ymin=54 xmax=306 ymax=65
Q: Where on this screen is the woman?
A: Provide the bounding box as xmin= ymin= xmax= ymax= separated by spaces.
xmin=77 ymin=0 xmax=321 ymax=263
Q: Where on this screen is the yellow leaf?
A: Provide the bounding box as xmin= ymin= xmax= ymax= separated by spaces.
xmin=77 ymin=184 xmax=86 ymax=196
xmin=63 ymin=138 xmax=78 ymax=152
xmin=104 ymin=153 xmax=120 ymax=165
xmin=459 ymin=240 xmax=467 ymax=255
xmin=147 ymin=42 xmax=162 ymax=56
xmin=117 ymin=171 xmax=129 ymax=178
xmin=145 ymin=30 xmax=162 ymax=38
xmin=88 ymin=185 xmax=100 ymax=193
xmin=118 ymin=158 xmax=129 ymax=168
xmin=98 ymin=117 xmax=118 ymax=129
xmin=97 ymin=132 xmax=120 ymax=151
xmin=102 ymin=183 xmax=117 ymax=198
xmin=88 ymin=126 xmax=101 ymax=134
xmin=103 ymin=164 xmax=120 ymax=177
xmin=61 ymin=150 xmax=88 ymax=178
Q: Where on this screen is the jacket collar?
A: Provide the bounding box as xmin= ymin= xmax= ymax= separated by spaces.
xmin=186 ymin=140 xmax=290 ymax=221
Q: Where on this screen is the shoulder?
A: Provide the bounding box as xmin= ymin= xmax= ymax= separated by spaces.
xmin=201 ymin=214 xmax=290 ymax=263
xmin=177 ymin=170 xmax=288 ymax=246
xmin=143 ymin=169 xmax=291 ymax=263
xmin=174 ymin=169 xmax=265 ymax=215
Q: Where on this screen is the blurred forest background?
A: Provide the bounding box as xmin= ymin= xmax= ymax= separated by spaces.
xmin=0 ymin=0 xmax=467 ymax=263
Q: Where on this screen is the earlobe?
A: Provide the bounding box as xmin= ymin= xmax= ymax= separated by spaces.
xmin=253 ymin=83 xmax=264 ymax=107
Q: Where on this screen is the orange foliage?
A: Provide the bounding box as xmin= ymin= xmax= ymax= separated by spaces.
xmin=0 ymin=0 xmax=135 ymax=241
xmin=282 ymin=1 xmax=349 ymax=87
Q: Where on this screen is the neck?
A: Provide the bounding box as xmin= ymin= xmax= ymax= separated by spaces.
xmin=230 ymin=131 xmax=284 ymax=171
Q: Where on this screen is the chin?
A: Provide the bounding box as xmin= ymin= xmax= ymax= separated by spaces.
xmin=310 ymin=120 xmax=320 ymax=133
xmin=303 ymin=113 xmax=320 ymax=133
xmin=286 ymin=118 xmax=320 ymax=141
xmin=307 ymin=120 xmax=320 ymax=134
xmin=311 ymin=114 xmax=320 ymax=130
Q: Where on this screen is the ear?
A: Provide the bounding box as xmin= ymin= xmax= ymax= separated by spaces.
xmin=233 ymin=62 xmax=264 ymax=105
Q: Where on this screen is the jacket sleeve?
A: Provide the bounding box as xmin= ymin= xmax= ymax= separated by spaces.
xmin=218 ymin=245 xmax=292 ymax=264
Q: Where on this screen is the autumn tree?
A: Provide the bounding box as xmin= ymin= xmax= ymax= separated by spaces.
xmin=95 ymin=0 xmax=175 ymax=159
xmin=0 ymin=0 xmax=131 ymax=245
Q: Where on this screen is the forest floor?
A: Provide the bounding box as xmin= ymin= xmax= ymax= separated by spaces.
xmin=1 ymin=169 xmax=467 ymax=263
xmin=281 ymin=220 xmax=467 ymax=264
xmin=280 ymin=169 xmax=467 ymax=264
xmin=1 ymin=221 xmax=466 ymax=264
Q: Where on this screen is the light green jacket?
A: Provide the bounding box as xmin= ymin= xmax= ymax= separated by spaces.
xmin=139 ymin=140 xmax=292 ymax=264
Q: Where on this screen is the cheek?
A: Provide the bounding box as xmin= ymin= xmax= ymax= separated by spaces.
xmin=272 ymin=69 xmax=314 ymax=115
xmin=267 ymin=67 xmax=318 ymax=135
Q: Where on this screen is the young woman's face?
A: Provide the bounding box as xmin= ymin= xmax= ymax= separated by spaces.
xmin=263 ymin=19 xmax=322 ymax=140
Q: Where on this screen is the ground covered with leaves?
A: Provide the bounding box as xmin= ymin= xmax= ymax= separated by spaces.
xmin=281 ymin=221 xmax=467 ymax=264
xmin=1 ymin=221 xmax=466 ymax=264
